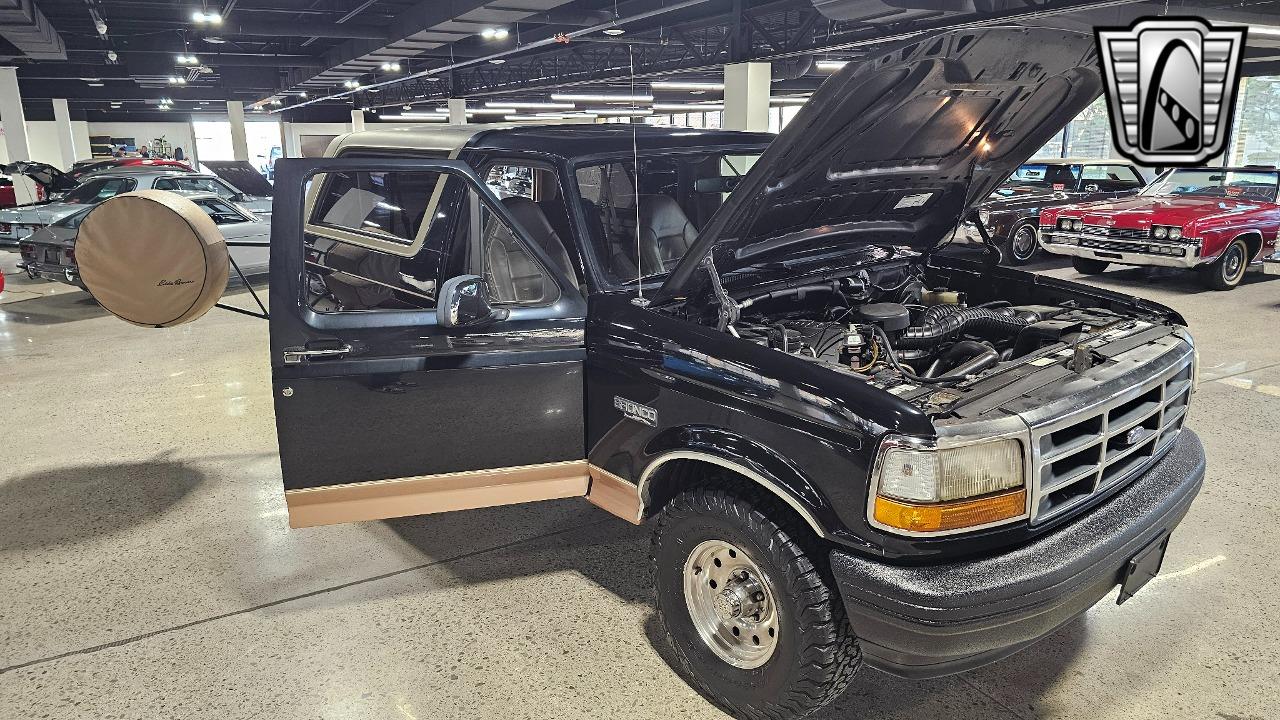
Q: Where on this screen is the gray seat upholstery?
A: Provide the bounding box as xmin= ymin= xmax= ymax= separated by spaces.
xmin=637 ymin=194 xmax=697 ymax=275
xmin=485 ymin=197 xmax=575 ymax=304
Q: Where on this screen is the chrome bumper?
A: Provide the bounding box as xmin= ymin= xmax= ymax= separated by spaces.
xmin=1039 ymin=229 xmax=1203 ymax=269
xmin=1265 ymin=253 xmax=1280 ymax=276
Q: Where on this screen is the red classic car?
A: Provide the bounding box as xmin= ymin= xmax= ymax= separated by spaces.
xmin=1040 ymin=167 xmax=1280 ymax=290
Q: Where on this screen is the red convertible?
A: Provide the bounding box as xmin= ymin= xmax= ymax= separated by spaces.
xmin=1040 ymin=167 xmax=1280 ymax=290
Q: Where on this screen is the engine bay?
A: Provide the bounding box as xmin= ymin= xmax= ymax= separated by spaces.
xmin=716 ymin=260 xmax=1175 ymax=414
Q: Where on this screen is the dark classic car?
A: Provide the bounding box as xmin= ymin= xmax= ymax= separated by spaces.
xmin=959 ymin=158 xmax=1147 ymax=264
xmin=80 ymin=28 xmax=1204 ymax=720
xmin=1041 ymin=167 xmax=1280 ymax=290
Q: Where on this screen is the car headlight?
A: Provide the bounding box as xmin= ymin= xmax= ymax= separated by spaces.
xmin=1153 ymin=226 xmax=1168 ymax=239
xmin=1071 ymin=219 xmax=1084 ymax=231
xmin=1058 ymin=218 xmax=1072 ymax=230
xmin=871 ymin=437 xmax=1026 ymax=534
xmin=1168 ymin=227 xmax=1182 ymax=240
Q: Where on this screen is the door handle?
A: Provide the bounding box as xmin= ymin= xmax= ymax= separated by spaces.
xmin=282 ymin=343 xmax=352 ymax=364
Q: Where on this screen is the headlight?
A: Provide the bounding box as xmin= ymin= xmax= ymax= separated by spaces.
xmin=1168 ymin=227 xmax=1182 ymax=240
xmin=872 ymin=437 xmax=1026 ymax=534
xmin=1153 ymin=226 xmax=1168 ymax=239
xmin=1071 ymin=219 xmax=1084 ymax=231
xmin=1058 ymin=218 xmax=1072 ymax=230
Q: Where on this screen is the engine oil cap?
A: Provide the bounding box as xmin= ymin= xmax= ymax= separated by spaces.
xmin=854 ymin=302 xmax=911 ymax=332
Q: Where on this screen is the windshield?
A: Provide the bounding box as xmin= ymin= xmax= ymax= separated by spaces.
xmin=1142 ymin=169 xmax=1279 ymax=202
xmin=1001 ymin=162 xmax=1082 ymax=190
xmin=573 ymin=149 xmax=765 ymax=286
xmin=61 ymin=177 xmax=138 ymax=205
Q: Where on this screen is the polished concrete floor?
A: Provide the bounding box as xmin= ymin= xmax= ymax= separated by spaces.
xmin=1 ymin=249 xmax=1278 ymax=720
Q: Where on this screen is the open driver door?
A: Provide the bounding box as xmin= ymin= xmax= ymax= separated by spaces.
xmin=269 ymin=157 xmax=593 ymax=528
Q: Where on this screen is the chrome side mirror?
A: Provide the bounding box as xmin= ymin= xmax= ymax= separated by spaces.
xmin=437 ymin=275 xmax=509 ymax=329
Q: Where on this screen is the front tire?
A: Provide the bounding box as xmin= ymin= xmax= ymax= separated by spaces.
xmin=1201 ymin=238 xmax=1249 ymax=291
xmin=652 ymin=483 xmax=860 ymax=720
xmin=1072 ymin=256 xmax=1110 ymax=275
xmin=1002 ymin=222 xmax=1041 ymax=265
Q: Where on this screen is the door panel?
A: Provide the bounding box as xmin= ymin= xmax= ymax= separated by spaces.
xmin=269 ymin=158 xmax=588 ymax=527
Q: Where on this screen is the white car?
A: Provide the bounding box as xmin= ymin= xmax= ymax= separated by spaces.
xmin=0 ymin=170 xmax=271 ymax=249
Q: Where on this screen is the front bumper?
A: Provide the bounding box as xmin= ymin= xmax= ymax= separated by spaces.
xmin=830 ymin=429 xmax=1204 ymax=679
xmin=1039 ymin=228 xmax=1203 ymax=268
xmin=1264 ymin=252 xmax=1280 ymax=276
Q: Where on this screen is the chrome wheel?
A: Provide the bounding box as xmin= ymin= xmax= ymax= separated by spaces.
xmin=682 ymin=539 xmax=780 ymax=669
xmin=1223 ymin=245 xmax=1244 ymax=281
xmin=1011 ymin=225 xmax=1038 ymax=261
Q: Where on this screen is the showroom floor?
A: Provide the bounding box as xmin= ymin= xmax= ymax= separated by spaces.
xmin=1 ymin=250 xmax=1277 ymax=720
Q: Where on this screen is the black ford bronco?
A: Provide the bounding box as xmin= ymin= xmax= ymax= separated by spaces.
xmin=85 ymin=26 xmax=1204 ymax=720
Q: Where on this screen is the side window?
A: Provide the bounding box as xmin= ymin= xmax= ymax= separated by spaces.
xmin=192 ymin=198 xmax=247 ymax=225
xmin=481 ymin=161 xmax=580 ymax=291
xmin=303 ymin=168 xmax=558 ymax=314
xmin=1083 ymin=165 xmax=1144 ymax=189
xmin=153 ymin=178 xmax=178 ymax=191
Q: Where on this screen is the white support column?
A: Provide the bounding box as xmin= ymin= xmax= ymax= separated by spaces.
xmin=722 ymin=62 xmax=771 ymax=132
xmin=448 ymin=98 xmax=467 ymax=125
xmin=52 ymin=99 xmax=78 ymax=170
xmin=227 ymin=101 xmax=250 ymax=162
xmin=0 ymin=67 xmax=36 ymax=203
xmin=351 ymin=109 xmax=366 ymax=132
xmin=281 ymin=121 xmax=300 ymax=158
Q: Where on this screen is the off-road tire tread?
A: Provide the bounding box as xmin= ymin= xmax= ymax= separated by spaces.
xmin=651 ymin=481 xmax=861 ymax=720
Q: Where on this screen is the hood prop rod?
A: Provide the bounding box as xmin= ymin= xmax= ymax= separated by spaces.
xmin=965 ymin=208 xmax=1002 ymax=267
xmin=703 ymin=255 xmax=740 ymax=332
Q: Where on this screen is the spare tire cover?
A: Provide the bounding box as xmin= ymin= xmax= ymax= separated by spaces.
xmin=77 ymin=189 xmax=230 ymax=327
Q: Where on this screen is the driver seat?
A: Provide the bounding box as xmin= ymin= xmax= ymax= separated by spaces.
xmin=637 ymin=194 xmax=697 ymax=275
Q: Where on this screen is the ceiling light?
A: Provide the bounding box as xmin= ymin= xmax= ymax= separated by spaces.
xmin=380 ymin=113 xmax=447 ymax=121
xmin=106 ymin=50 xmax=118 ymax=63
xmin=380 ymin=61 xmax=402 ymax=72
xmin=481 ymin=27 xmax=508 ymax=40
xmin=652 ymin=103 xmax=724 ymax=111
xmin=343 ymin=80 xmax=360 ymax=89
xmin=551 ymin=93 xmax=652 ymax=103
xmin=95 ymin=20 xmax=108 ymax=35
xmin=489 ymin=59 xmax=506 ymax=64
xmin=176 ymin=54 xmax=199 ymax=65
xmin=603 ymin=27 xmax=625 ymax=36
xmin=402 ymin=104 xmax=412 ymax=110
xmin=488 ymin=101 xmax=573 ymax=109
xmin=770 ymin=96 xmax=809 ymax=105
xmin=815 ymin=60 xmax=848 ymax=71
xmin=298 ymin=91 xmax=308 ymax=98
xmin=467 ymin=108 xmax=516 ymax=115
xmin=87 ymin=82 xmax=105 ymax=87
xmin=192 ymin=11 xmax=222 ymax=24
xmin=270 ymin=98 xmax=282 ymax=106
xmin=204 ymin=36 xmax=227 ymax=44
xmin=588 ymin=108 xmax=653 ymax=116
xmin=506 ymin=114 xmax=558 ymax=121
xmin=651 ymin=81 xmax=724 ymax=91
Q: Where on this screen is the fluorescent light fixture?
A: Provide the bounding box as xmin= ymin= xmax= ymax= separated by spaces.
xmin=192 ymin=11 xmax=221 ymax=24
xmin=468 ymin=107 xmax=517 ymax=115
xmin=588 ymin=108 xmax=654 ymax=116
xmin=489 ymin=59 xmax=506 ymax=64
xmin=770 ymin=96 xmax=809 ymax=105
xmin=433 ymin=107 xmax=448 ymax=112
xmin=176 ymin=54 xmax=199 ymax=65
xmin=487 ymin=101 xmax=573 ymax=109
xmin=87 ymin=82 xmax=105 ymax=87
xmin=380 ymin=113 xmax=448 ymax=121
xmin=505 ymin=114 xmax=559 ymax=121
xmin=481 ymin=28 xmax=509 ymax=39
xmin=535 ymin=111 xmax=596 ymax=117
xmin=551 ymin=93 xmax=652 ymax=103
xmin=815 ymin=60 xmax=848 ymax=71
xmin=651 ymin=81 xmax=724 ymax=91
xmin=602 ymin=27 xmax=625 ymax=36
xmin=653 ymin=103 xmax=724 ymax=111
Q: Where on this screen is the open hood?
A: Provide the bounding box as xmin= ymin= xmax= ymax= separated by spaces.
xmin=199 ymin=160 xmax=274 ymax=197
xmin=652 ymin=26 xmax=1103 ymax=305
xmin=3 ymin=161 xmax=77 ymax=193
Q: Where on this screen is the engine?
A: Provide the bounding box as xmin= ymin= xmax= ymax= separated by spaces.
xmin=725 ymin=265 xmax=1135 ymax=398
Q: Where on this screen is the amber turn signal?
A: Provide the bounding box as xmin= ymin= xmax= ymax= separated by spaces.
xmin=874 ymin=489 xmax=1027 ymax=533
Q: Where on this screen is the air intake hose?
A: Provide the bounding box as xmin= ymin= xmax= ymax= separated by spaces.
xmin=895 ymin=306 xmax=1031 ymax=353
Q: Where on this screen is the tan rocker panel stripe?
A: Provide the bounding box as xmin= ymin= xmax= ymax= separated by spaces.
xmin=285 ymin=460 xmax=644 ymax=528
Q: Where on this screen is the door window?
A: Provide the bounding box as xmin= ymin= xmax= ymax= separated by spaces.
xmin=302 ymin=169 xmax=557 ymax=313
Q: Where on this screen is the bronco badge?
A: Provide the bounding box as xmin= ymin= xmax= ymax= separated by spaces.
xmin=613 ymin=396 xmax=658 ymax=427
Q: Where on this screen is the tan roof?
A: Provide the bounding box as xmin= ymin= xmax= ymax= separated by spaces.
xmin=328 ymin=123 xmax=521 ymax=157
